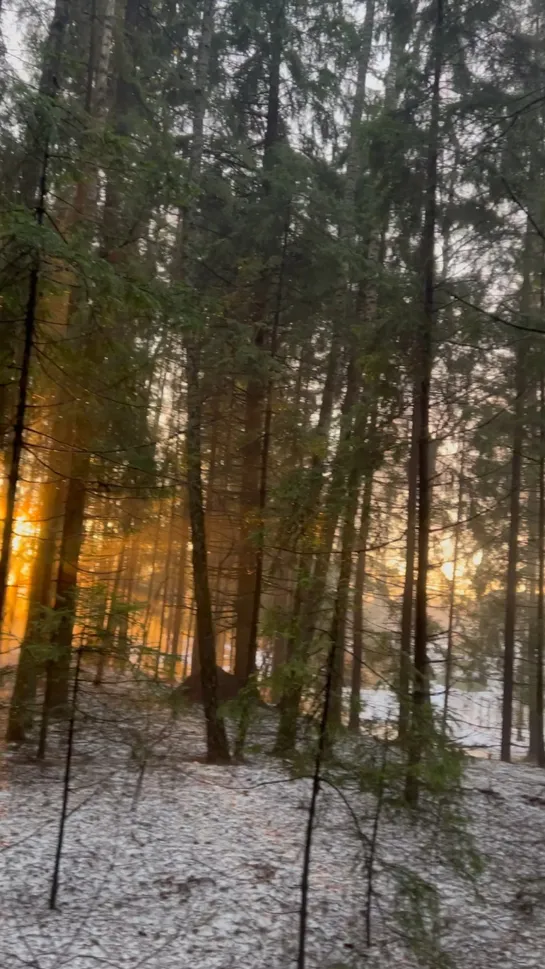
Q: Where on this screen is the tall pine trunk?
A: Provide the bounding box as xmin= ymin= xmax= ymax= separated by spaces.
xmin=501 ymin=363 xmax=524 ymax=762
xmin=0 ymin=107 xmax=54 ymax=625
xmin=328 ymin=469 xmax=361 ymax=733
xmin=234 ymin=2 xmax=284 ymax=684
xmin=398 ymin=398 xmax=418 ymax=744
xmin=442 ymin=441 xmax=465 ymax=731
xmin=405 ymin=0 xmax=443 ymax=805
xmin=349 ymin=472 xmax=373 ymax=730
xmin=186 ymin=347 xmax=230 ymax=762
xmin=182 ymin=0 xmax=230 ymax=762
xmin=501 ymin=288 xmax=528 ymax=762
xmin=529 ymin=372 xmax=545 ymax=764
xmin=169 ymin=501 xmax=189 ymax=670
xmin=38 ymin=0 xmax=118 ymax=742
xmin=42 ymin=453 xmax=90 ymax=717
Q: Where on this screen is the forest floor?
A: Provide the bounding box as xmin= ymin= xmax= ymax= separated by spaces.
xmin=1 ymin=669 xmax=545 ymax=969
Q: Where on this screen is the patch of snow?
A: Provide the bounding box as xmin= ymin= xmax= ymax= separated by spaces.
xmin=355 ymin=684 xmax=529 ymax=756
xmin=1 ymin=676 xmax=545 ymax=968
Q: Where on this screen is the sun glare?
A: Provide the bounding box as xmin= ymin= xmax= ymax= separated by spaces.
xmin=442 ymin=560 xmax=455 ymax=582
xmin=4 ymin=505 xmax=40 ymax=589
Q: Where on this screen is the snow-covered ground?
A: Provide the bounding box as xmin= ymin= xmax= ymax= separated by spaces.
xmin=357 ymin=684 xmax=529 ymax=756
xmin=1 ymin=674 xmax=545 ymax=969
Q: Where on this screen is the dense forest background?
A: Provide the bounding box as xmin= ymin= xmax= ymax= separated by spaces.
xmin=2 ymin=0 xmax=545 ymax=773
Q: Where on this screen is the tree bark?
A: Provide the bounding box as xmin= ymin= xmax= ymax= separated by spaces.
xmin=169 ymin=502 xmax=189 ymax=670
xmin=234 ymin=375 xmax=265 ymax=680
xmin=349 ymin=471 xmax=373 ymax=730
xmin=532 ymin=372 xmax=545 ymax=764
xmin=186 ymin=347 xmax=230 ymax=762
xmin=37 ymin=0 xmax=118 ymax=750
xmin=398 ymin=397 xmax=419 ymax=744
xmin=234 ymin=1 xmax=284 ymax=684
xmin=442 ymin=441 xmax=465 ymax=732
xmin=43 ymin=453 xmax=90 ymax=716
xmin=501 ymin=340 xmax=526 ymax=762
xmin=181 ymin=0 xmax=230 ymax=762
xmin=328 ymin=468 xmax=361 ymax=733
xmin=0 ymin=150 xmax=49 ymax=626
xmin=94 ymin=541 xmax=125 ymax=686
xmin=405 ymin=0 xmax=443 ymax=805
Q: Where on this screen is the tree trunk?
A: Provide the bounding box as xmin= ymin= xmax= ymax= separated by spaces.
xmin=94 ymin=542 xmax=125 ymax=686
xmin=269 ymin=2 xmax=377 ymax=746
xmin=442 ymin=441 xmax=465 ymax=732
xmin=349 ymin=471 xmax=373 ymax=730
xmin=37 ymin=0 xmax=118 ymax=752
xmin=186 ymin=347 xmax=230 ymax=763
xmin=501 ymin=344 xmax=526 ymax=762
xmin=273 ymin=292 xmax=373 ymax=755
xmin=405 ymin=0 xmax=443 ymax=805
xmin=532 ymin=372 xmax=545 ymax=764
xmin=327 ymin=391 xmax=379 ymax=735
xmin=273 ymin=393 xmax=362 ymax=755
xmin=234 ymin=2 xmax=284 ymax=684
xmin=117 ymin=538 xmax=137 ymax=669
xmin=180 ymin=0 xmax=230 ymax=762
xmin=6 ymin=478 xmax=65 ymax=742
xmin=328 ymin=469 xmax=361 ymax=733
xmin=234 ymin=376 xmax=264 ymax=680
xmin=183 ymin=599 xmax=195 ymax=679
xmin=142 ymin=504 xmax=163 ymax=662
xmin=158 ymin=496 xmax=176 ymax=674
xmin=0 ymin=170 xmax=49 ymax=625
xmin=169 ymin=502 xmax=189 ymax=671
xmin=43 ymin=453 xmax=90 ymax=716
xmin=398 ymin=397 xmax=419 ymax=744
